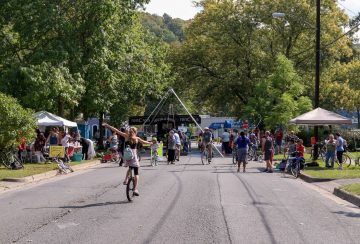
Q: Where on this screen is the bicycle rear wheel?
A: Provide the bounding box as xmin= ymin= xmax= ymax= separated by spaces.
xmin=126 ymin=177 xmax=135 ymax=202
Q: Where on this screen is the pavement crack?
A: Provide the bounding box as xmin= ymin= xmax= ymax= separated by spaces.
xmin=142 ymin=165 xmax=186 ymax=244
xmin=215 ymin=164 xmax=233 ymax=244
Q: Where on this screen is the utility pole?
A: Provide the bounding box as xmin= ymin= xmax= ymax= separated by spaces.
xmin=313 ymin=0 xmax=321 ymax=159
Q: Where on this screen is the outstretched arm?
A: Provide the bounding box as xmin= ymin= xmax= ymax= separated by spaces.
xmin=102 ymin=123 xmax=128 ymax=138
xmin=137 ymin=137 xmax=151 ymax=145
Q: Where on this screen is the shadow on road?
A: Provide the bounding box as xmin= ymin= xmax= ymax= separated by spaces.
xmin=332 ymin=211 xmax=360 ymax=218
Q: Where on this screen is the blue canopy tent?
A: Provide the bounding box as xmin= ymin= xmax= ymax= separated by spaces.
xmin=209 ymin=120 xmax=233 ymax=129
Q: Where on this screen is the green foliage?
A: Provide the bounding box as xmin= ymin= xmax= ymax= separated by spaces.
xmin=0 ymin=0 xmax=170 ymax=123
xmin=0 ymin=92 xmax=36 ymax=150
xmin=171 ymin=0 xmax=352 ymax=124
xmin=140 ymin=13 xmax=187 ymax=43
xmin=243 ymin=55 xmax=312 ymax=129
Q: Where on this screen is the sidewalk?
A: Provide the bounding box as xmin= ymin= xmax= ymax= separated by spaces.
xmin=0 ymin=159 xmax=101 ymax=193
xmin=299 ymin=172 xmax=360 ymax=207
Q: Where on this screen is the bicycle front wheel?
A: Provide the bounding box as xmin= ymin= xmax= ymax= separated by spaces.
xmin=126 ymin=177 xmax=135 ymax=202
xmin=291 ymin=161 xmax=300 ymax=178
xmin=343 ymin=154 xmax=352 ymax=167
xmin=232 ymin=152 xmax=237 ymax=164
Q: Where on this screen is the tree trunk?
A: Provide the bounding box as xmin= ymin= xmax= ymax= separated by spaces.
xmin=58 ymin=97 xmax=64 ymax=117
xmin=98 ymin=112 xmax=105 ymax=150
xmin=357 ymin=107 xmax=360 ymax=129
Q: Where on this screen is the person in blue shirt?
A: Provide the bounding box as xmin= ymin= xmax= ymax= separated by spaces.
xmin=335 ymin=132 xmax=345 ymax=170
xmin=236 ymin=131 xmax=250 ymax=172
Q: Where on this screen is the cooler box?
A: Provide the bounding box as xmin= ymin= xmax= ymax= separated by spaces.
xmin=71 ymin=153 xmax=83 ymax=162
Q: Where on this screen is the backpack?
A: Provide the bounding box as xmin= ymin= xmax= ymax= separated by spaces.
xmin=279 ymin=159 xmax=287 ymax=171
xmin=123 ymin=146 xmax=135 ymax=161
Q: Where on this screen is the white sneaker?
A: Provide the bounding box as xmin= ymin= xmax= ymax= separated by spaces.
xmin=134 ymin=189 xmax=140 ymax=196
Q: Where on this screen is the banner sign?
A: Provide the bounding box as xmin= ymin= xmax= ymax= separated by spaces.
xmin=129 ymin=115 xmax=201 ymax=125
xmin=49 ymin=146 xmax=65 ymax=158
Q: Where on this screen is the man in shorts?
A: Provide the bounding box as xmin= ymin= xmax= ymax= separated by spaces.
xmin=202 ymin=127 xmax=213 ymax=162
xmin=262 ymin=131 xmax=274 ymax=173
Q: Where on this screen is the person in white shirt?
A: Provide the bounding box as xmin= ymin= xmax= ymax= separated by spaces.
xmin=174 ymin=130 xmax=181 ymax=161
xmin=60 ymin=131 xmax=71 ymax=162
xmin=222 ymin=129 xmax=231 ymax=154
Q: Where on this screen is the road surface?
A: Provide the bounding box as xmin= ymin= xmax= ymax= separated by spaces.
xmin=0 ymin=151 xmax=359 ymax=244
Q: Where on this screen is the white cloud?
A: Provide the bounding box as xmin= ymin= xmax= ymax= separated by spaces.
xmin=145 ymin=0 xmax=201 ymax=20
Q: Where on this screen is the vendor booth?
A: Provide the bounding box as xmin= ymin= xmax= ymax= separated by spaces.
xmin=34 ymin=111 xmax=89 ymax=162
xmin=35 ymin=111 xmax=78 ymax=128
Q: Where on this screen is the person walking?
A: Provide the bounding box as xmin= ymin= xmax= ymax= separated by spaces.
xmin=174 ymin=130 xmax=181 ymax=161
xmin=324 ymin=134 xmax=336 ymax=168
xmin=236 ymin=131 xmax=250 ymax=172
xmin=262 ymin=131 xmax=274 ymax=173
xmin=167 ymin=130 xmax=176 ymax=164
xmin=222 ymin=129 xmax=230 ymax=154
xmin=335 ymin=132 xmax=345 ymax=170
xmin=275 ymin=129 xmax=283 ymax=154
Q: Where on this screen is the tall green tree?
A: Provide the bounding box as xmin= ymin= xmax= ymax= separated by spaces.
xmin=243 ymin=54 xmax=312 ymax=129
xmin=0 ymin=92 xmax=36 ymax=149
xmin=171 ymin=0 xmax=352 ymax=122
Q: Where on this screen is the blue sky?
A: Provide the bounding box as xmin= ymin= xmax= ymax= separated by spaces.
xmin=145 ymin=0 xmax=360 ymax=20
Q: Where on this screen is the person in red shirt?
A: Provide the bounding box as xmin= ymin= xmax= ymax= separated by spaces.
xmin=296 ymin=139 xmax=305 ymax=157
xmin=275 ymin=129 xmax=283 ymax=154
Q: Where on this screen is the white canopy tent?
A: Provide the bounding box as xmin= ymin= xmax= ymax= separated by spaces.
xmin=35 ymin=111 xmax=77 ymax=127
xmin=289 ymin=108 xmax=352 ymax=125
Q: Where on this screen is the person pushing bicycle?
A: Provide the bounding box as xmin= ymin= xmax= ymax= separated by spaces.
xmin=201 ymin=127 xmax=213 ymax=162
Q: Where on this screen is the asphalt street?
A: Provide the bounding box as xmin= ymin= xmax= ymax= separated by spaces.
xmin=0 ymin=150 xmax=359 ymax=244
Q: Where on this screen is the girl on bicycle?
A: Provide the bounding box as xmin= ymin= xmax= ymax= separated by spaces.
xmin=102 ymin=123 xmax=151 ymax=196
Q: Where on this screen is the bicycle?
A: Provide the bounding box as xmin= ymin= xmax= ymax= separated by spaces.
xmin=150 ymin=149 xmax=158 ymax=166
xmin=50 ymin=152 xmax=74 ymax=174
xmin=310 ymin=143 xmax=326 ymax=161
xmin=126 ymin=168 xmax=136 ymax=202
xmin=232 ymin=145 xmax=238 ymax=164
xmin=201 ymin=143 xmax=212 ymax=165
xmin=247 ymin=145 xmax=263 ymax=162
xmin=285 ymin=152 xmax=305 ymax=178
xmin=334 ymin=152 xmax=352 ymax=167
xmin=0 ymin=149 xmax=24 ymax=169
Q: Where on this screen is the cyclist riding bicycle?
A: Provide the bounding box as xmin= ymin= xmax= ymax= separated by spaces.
xmin=249 ymin=133 xmax=259 ymax=161
xmin=201 ymin=127 xmax=213 ymax=162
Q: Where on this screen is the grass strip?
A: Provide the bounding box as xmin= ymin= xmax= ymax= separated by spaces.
xmin=340 ymin=183 xmax=360 ymax=197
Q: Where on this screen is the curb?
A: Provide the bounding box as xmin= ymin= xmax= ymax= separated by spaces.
xmin=1 ymin=159 xmax=101 ymax=183
xmin=333 ymin=187 xmax=360 ymax=207
xmin=299 ymin=172 xmax=334 ymax=183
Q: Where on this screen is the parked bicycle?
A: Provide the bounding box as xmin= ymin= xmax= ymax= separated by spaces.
xmin=310 ymin=143 xmax=326 ymax=161
xmin=0 ymin=149 xmax=24 ymax=169
xmin=50 ymin=152 xmax=74 ymax=174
